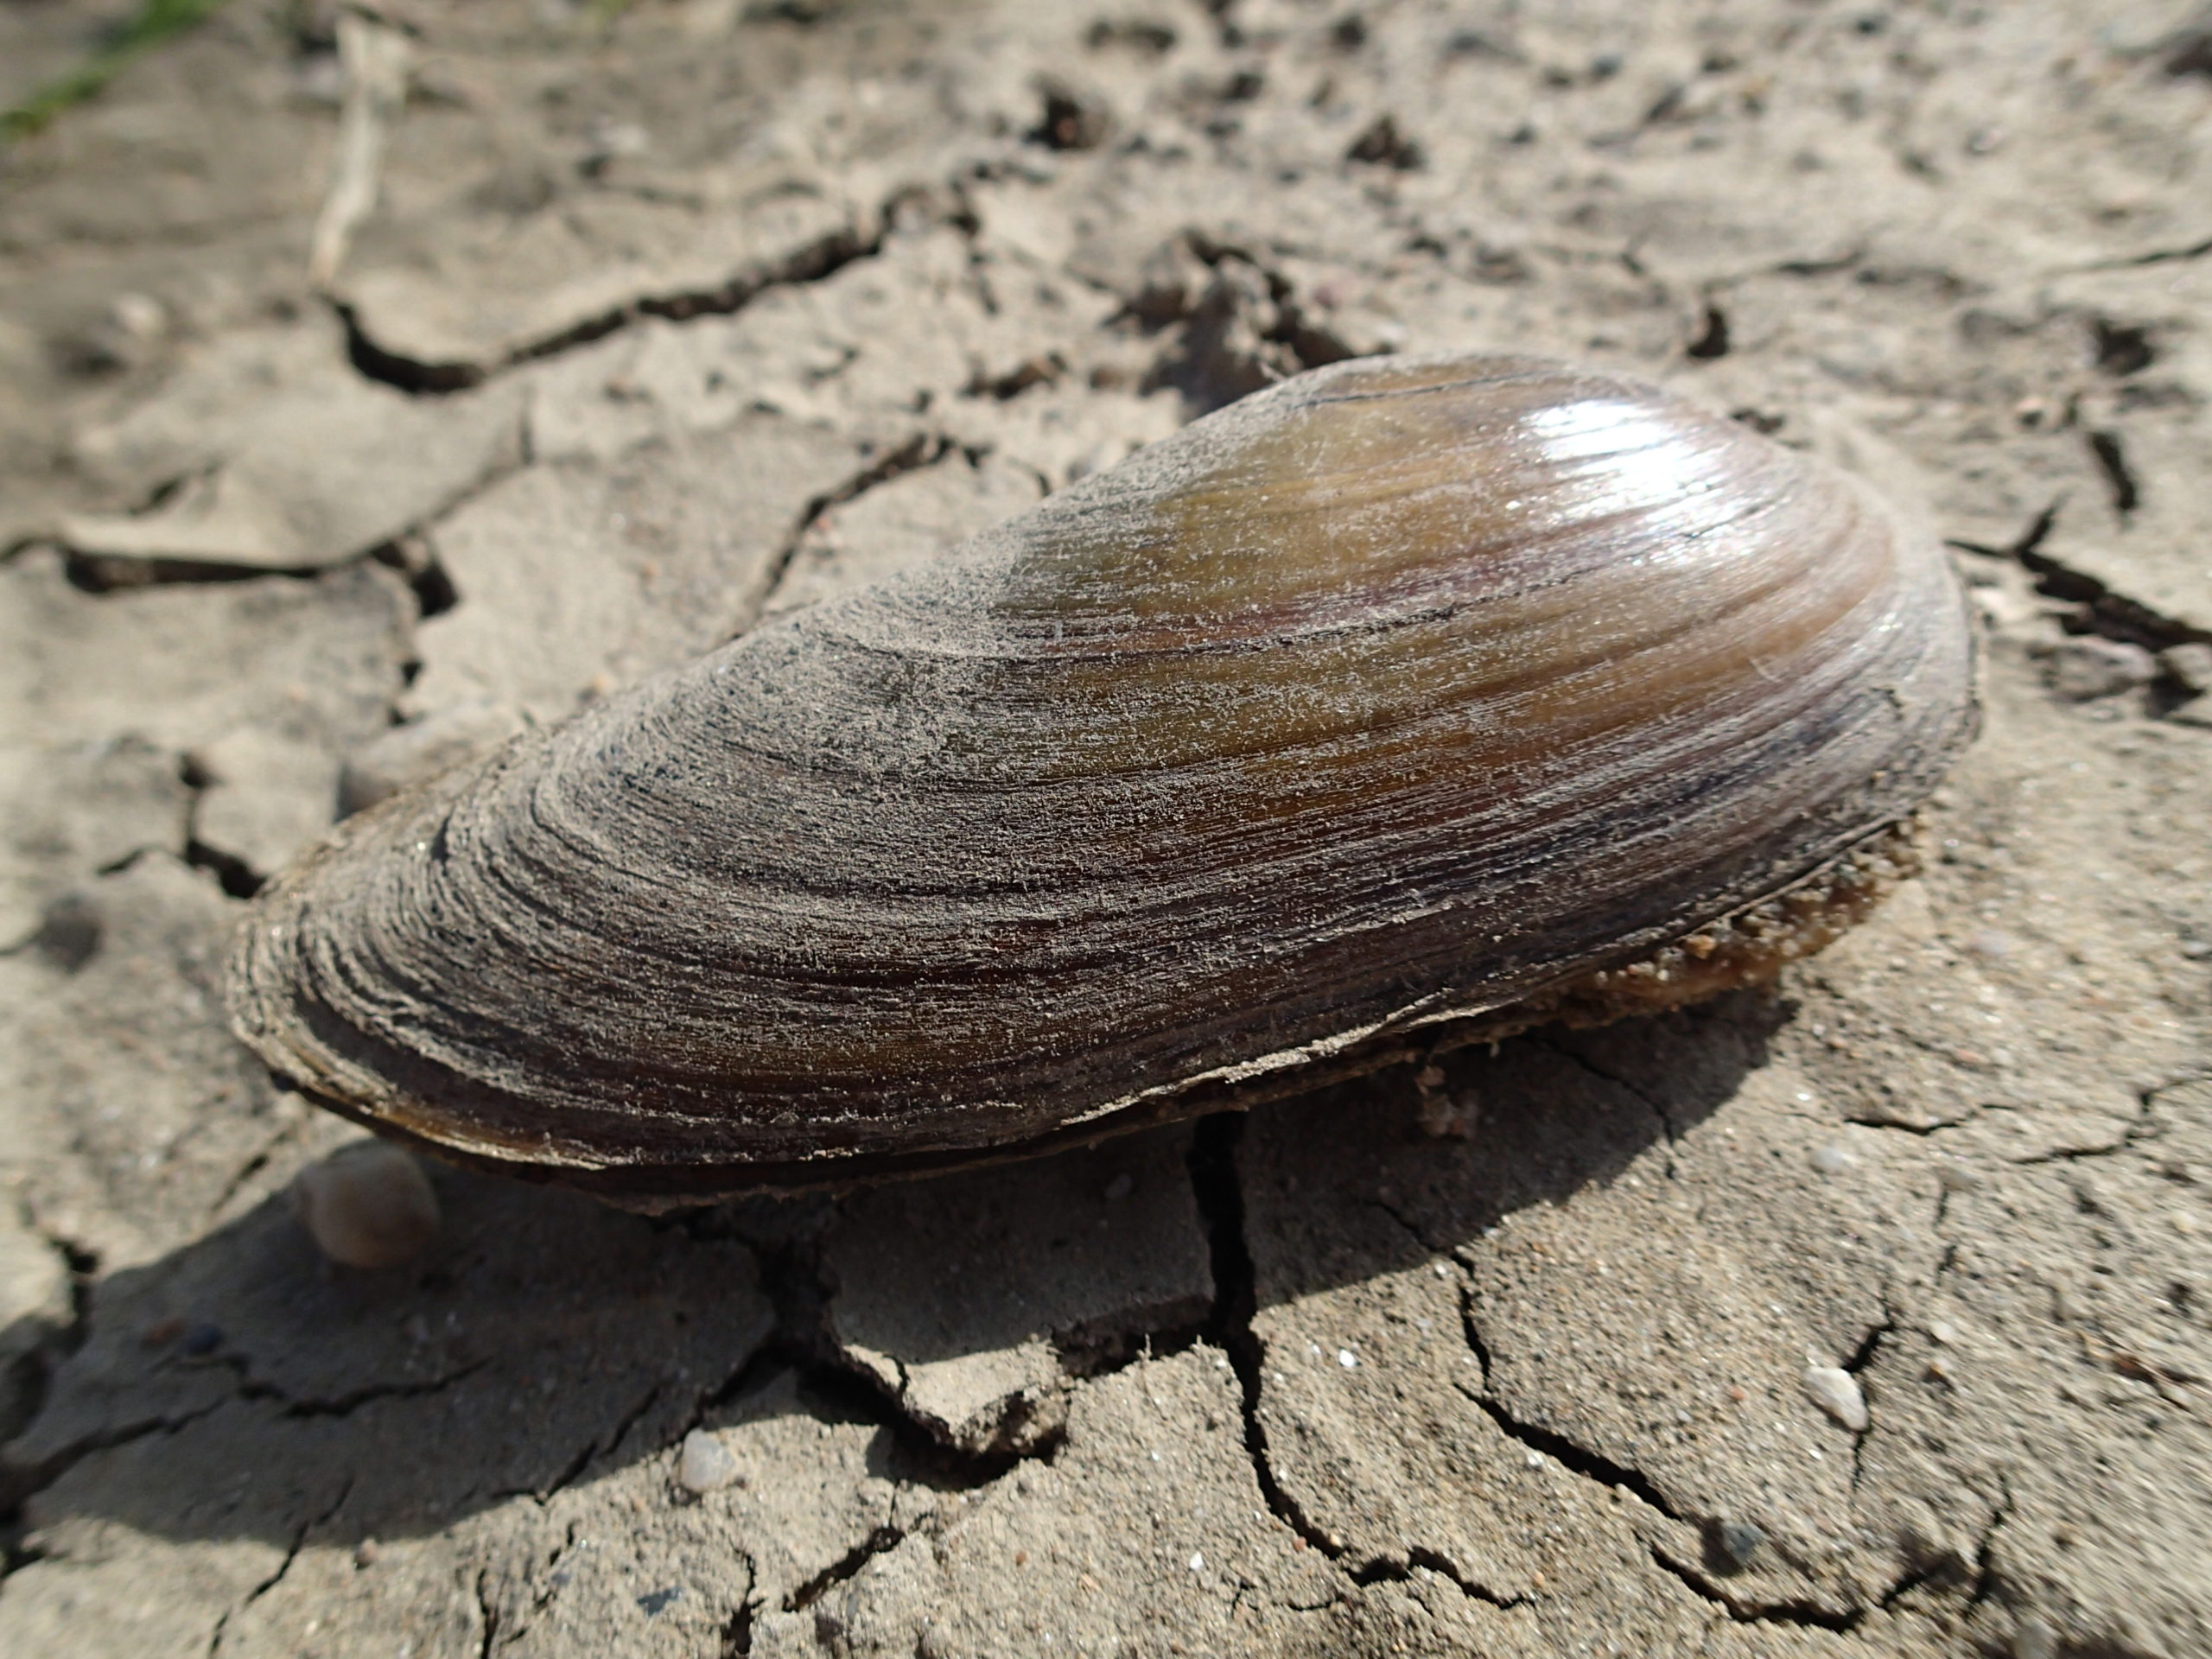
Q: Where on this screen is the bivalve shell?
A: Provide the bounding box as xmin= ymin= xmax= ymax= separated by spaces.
xmin=229 ymin=352 xmax=1977 ymax=1205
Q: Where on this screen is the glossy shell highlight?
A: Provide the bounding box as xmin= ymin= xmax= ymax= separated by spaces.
xmin=229 ymin=352 xmax=1977 ymax=1204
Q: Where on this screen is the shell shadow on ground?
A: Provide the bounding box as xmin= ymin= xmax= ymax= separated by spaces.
xmin=0 ymin=988 xmax=1778 ymax=1556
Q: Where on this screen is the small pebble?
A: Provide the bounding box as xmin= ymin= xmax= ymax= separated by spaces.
xmin=111 ymin=292 xmax=168 ymax=341
xmin=1963 ymin=928 xmax=2016 ymax=964
xmin=2159 ymin=641 xmax=2212 ymax=696
xmin=1936 ymin=1162 xmax=1986 ymax=1194
xmin=1338 ymin=1348 xmax=1359 ymax=1369
xmin=1929 ymin=1319 xmax=1961 ymax=1345
xmin=1103 ymin=1172 xmax=1134 ymax=1202
xmin=30 ymin=892 xmax=103 ymax=972
xmin=1810 ymin=1141 xmax=1858 ymax=1174
xmin=2012 ymin=1614 xmax=2057 ymax=1659
xmin=676 ymin=1428 xmax=740 ymax=1495
xmin=180 ymin=1322 xmax=224 ymax=1358
xmin=1711 ymin=1520 xmax=1764 ymax=1573
xmin=1802 ymin=1364 xmax=1869 ymax=1431
xmin=353 ymin=1538 xmax=380 ymax=1568
xmin=292 ymin=1140 xmax=441 ymax=1269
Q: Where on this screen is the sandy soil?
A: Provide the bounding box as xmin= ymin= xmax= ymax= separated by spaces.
xmin=2 ymin=2 xmax=2209 ymax=1654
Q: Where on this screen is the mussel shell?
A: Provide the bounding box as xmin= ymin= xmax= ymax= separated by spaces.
xmin=229 ymin=353 xmax=1976 ymax=1203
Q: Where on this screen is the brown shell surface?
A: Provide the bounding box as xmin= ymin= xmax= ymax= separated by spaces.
xmin=228 ymin=353 xmax=1978 ymax=1204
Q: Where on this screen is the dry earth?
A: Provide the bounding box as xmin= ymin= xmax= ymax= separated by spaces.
xmin=2 ymin=1 xmax=2210 ymax=1655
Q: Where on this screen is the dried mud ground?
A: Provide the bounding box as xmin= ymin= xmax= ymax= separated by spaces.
xmin=2 ymin=2 xmax=2210 ymax=1656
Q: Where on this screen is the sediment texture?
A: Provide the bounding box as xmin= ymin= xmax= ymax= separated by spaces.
xmin=1 ymin=3 xmax=2208 ymax=1656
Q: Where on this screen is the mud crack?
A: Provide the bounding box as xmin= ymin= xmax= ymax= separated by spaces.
xmin=1185 ymin=1114 xmax=1347 ymax=1562
xmin=251 ymin=1361 xmax=490 ymax=1421
xmin=533 ymin=1380 xmax=661 ymax=1502
xmin=0 ymin=1396 xmax=230 ymax=1519
xmin=1182 ymin=1115 xmax=1535 ymax=1605
xmin=1454 ymin=1289 xmax=1681 ymax=1522
xmin=2073 ymin=233 xmax=2212 ymax=270
xmin=1458 ymin=1283 xmax=1871 ymax=1630
xmin=734 ymin=431 xmax=957 ymax=637
xmin=205 ymin=1475 xmax=355 ymax=1657
xmin=1347 ymin=1550 xmax=1529 ymax=1612
xmin=337 ymin=186 xmax=945 ymax=395
xmin=1949 ymin=503 xmax=2212 ymax=653
xmin=784 ymin=1524 xmax=905 ymax=1612
xmin=688 ymin=1213 xmax=1065 ymax=1486
xmin=1534 ymin=1035 xmax=1681 ymax=1173
xmin=2012 ymin=1075 xmax=2168 ymax=1167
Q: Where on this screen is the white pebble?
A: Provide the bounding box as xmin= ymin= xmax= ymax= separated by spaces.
xmin=1810 ymin=1141 xmax=1857 ymax=1174
xmin=1802 ymin=1364 xmax=1869 ymax=1432
xmin=677 ymin=1429 xmax=740 ymax=1495
xmin=111 ymin=291 xmax=168 ymax=340
xmin=1964 ymin=929 xmax=2016 ymax=964
xmin=292 ymin=1141 xmax=440 ymax=1268
xmin=1338 ymin=1348 xmax=1359 ymax=1370
xmin=1188 ymin=1552 xmax=1205 ymax=1573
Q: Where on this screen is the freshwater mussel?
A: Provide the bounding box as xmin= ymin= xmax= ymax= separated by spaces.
xmin=229 ymin=352 xmax=1977 ymax=1206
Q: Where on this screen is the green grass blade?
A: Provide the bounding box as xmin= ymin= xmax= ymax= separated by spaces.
xmin=3 ymin=0 xmax=235 ymax=146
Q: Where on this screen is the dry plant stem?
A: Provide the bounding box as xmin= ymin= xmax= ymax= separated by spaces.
xmin=308 ymin=11 xmax=411 ymax=293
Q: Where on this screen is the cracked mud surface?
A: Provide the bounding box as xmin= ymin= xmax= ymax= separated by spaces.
xmin=3 ymin=2 xmax=2209 ymax=1655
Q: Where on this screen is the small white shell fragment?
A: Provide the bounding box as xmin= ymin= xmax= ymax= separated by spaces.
xmin=676 ymin=1428 xmax=740 ymax=1495
xmin=1809 ymin=1141 xmax=1858 ymax=1174
xmin=291 ymin=1139 xmax=440 ymax=1268
xmin=1802 ymin=1364 xmax=1869 ymax=1431
xmin=1338 ymin=1348 xmax=1359 ymax=1369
